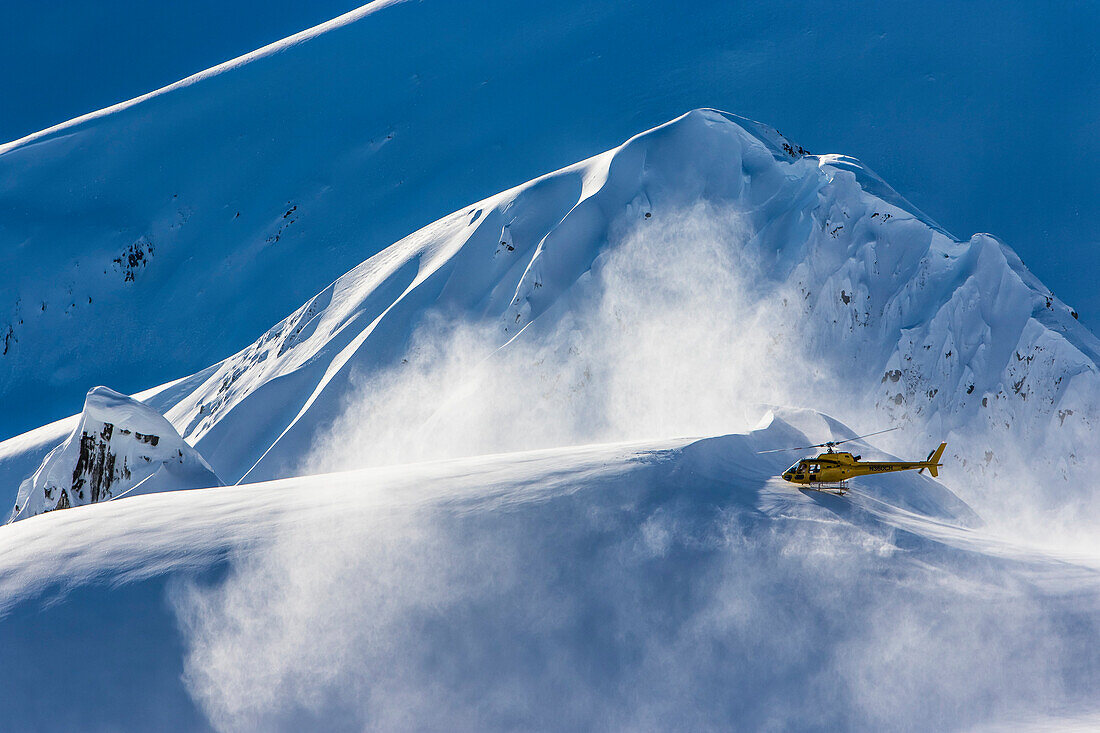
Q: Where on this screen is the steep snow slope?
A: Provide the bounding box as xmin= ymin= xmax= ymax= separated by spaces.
xmin=1 ymin=413 xmax=1097 ymax=731
xmin=9 ymin=387 xmax=221 ymax=522
xmin=3 ymin=0 xmax=1097 ymax=441
xmin=2 ymin=110 xmax=1097 ymax=526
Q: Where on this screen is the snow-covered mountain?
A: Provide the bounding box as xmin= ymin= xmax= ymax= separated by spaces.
xmin=3 ymin=108 xmax=1096 ymax=530
xmin=4 ymin=0 xmax=1097 ymax=449
xmin=1 ymin=1 xmax=1098 ymax=729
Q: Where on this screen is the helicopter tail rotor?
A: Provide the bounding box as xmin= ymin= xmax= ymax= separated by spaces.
xmin=917 ymin=442 xmax=947 ymax=477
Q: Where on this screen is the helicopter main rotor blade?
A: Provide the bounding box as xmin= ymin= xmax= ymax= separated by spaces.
xmin=756 ymin=427 xmax=899 ymax=454
xmin=828 ymin=427 xmax=899 ymax=446
xmin=757 ymin=443 xmax=829 ymax=454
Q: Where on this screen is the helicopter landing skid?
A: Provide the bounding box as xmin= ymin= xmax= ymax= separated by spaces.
xmin=800 ymin=481 xmax=849 ymax=496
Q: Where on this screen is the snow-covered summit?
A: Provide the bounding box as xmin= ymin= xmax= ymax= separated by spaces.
xmin=6 ymin=0 xmax=1093 ymax=450
xmin=8 ymin=386 xmax=221 ymax=522
xmin=2 ymin=109 xmax=1098 ymax=524
xmin=149 ymin=111 xmax=1100 ymax=499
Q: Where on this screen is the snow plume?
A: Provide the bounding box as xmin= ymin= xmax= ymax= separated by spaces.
xmin=169 ymin=206 xmax=1100 ymax=730
xmin=960 ymin=444 xmax=1100 ymax=556
xmin=303 ymin=204 xmax=847 ymax=474
xmin=167 ymin=206 xmax=1100 ymax=730
xmin=171 ymin=443 xmax=1097 ymax=732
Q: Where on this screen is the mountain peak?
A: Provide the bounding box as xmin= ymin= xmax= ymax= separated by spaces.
xmin=9 ymin=386 xmax=221 ymax=522
xmin=2 ymin=108 xmax=1097 ymax=523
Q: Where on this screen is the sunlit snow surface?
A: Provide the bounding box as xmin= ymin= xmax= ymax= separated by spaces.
xmin=1 ymin=9 xmax=1098 ymax=730
xmin=2 ymin=412 xmax=1098 ymax=731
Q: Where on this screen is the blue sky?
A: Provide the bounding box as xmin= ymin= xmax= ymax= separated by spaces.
xmin=1 ymin=0 xmax=1097 ymax=327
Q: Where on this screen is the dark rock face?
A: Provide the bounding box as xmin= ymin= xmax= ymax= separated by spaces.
xmin=117 ymin=428 xmax=160 ymax=446
xmin=68 ymin=422 xmax=138 ymax=508
xmin=110 ymin=236 xmax=155 ymax=283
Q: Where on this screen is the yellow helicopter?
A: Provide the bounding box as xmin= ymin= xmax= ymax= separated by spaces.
xmin=759 ymin=428 xmax=946 ymax=495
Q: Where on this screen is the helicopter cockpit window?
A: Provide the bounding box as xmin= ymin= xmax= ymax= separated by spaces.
xmin=786 ymin=462 xmax=801 ymax=474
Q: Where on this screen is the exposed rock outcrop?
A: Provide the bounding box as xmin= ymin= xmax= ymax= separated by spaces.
xmin=8 ymin=386 xmax=222 ymax=522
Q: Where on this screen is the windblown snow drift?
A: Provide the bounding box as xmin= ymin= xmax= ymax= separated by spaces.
xmin=1 ymin=411 xmax=1098 ymax=731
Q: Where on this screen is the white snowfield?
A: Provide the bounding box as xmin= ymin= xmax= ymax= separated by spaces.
xmin=1 ymin=411 xmax=1098 ymax=731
